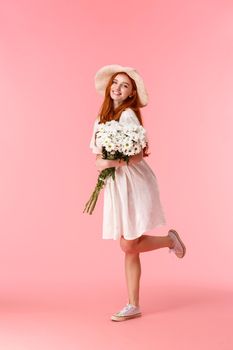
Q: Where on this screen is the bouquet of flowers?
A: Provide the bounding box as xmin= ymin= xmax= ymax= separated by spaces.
xmin=83 ymin=120 xmax=147 ymax=214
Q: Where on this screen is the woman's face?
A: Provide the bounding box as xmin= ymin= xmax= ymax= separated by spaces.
xmin=110 ymin=73 xmax=134 ymax=108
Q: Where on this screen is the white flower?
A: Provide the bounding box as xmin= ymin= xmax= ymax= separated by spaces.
xmin=105 ymin=143 xmax=115 ymax=152
xmin=95 ymin=120 xmax=147 ymax=158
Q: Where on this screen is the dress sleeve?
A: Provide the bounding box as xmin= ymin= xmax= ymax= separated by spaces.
xmin=119 ymin=108 xmax=149 ymax=144
xmin=89 ymin=118 xmax=102 ymax=154
xmin=119 ymin=108 xmax=141 ymax=126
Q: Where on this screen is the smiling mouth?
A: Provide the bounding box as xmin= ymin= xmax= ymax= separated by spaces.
xmin=112 ymin=91 xmax=121 ymax=96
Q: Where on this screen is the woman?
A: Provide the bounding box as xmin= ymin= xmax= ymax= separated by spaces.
xmin=89 ymin=64 xmax=186 ymax=321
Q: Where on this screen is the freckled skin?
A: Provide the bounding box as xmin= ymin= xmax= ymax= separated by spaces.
xmin=110 ymin=73 xmax=135 ymax=109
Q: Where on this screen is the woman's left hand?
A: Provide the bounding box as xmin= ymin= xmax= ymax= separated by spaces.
xmin=95 ymin=155 xmax=110 ymax=172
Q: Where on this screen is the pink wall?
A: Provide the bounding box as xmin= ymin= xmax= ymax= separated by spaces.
xmin=0 ymin=0 xmax=233 ymax=301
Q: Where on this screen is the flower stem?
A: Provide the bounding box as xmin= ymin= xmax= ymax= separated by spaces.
xmin=83 ymin=167 xmax=115 ymax=214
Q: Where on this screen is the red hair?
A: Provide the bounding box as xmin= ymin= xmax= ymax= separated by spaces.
xmin=96 ymin=72 xmax=150 ymax=157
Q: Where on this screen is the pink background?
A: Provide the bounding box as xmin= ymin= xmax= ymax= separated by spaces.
xmin=0 ymin=0 xmax=233 ymax=349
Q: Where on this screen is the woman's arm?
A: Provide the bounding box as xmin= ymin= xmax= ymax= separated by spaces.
xmin=95 ymin=151 xmax=143 ymax=171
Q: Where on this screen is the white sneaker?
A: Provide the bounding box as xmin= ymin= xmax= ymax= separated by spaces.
xmin=111 ymin=303 xmax=142 ymax=321
xmin=168 ymin=229 xmax=186 ymax=258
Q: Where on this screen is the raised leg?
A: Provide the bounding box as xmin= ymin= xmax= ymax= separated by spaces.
xmin=120 ymin=234 xmax=174 ymax=254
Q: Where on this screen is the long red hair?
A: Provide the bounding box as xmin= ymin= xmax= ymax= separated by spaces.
xmin=96 ymin=72 xmax=150 ymax=157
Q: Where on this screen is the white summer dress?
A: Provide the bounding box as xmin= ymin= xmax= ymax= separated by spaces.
xmin=89 ymin=108 xmax=167 ymax=240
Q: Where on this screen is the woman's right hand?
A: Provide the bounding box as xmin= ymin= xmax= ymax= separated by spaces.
xmin=95 ymin=154 xmax=110 ymax=172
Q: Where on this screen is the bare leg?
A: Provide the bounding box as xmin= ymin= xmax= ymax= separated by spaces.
xmin=120 ymin=233 xmax=174 ymax=308
xmin=125 ymin=252 xmax=141 ymax=307
xmin=132 ymin=234 xmax=174 ymax=254
xmin=120 ymin=234 xmax=174 ymax=255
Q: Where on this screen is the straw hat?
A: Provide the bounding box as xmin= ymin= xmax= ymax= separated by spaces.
xmin=94 ymin=64 xmax=149 ymax=107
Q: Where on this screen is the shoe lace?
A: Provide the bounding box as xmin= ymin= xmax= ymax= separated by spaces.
xmin=117 ymin=303 xmax=137 ymax=315
xmin=121 ymin=304 xmax=132 ymax=313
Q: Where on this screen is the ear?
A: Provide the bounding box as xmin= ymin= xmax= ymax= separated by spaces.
xmin=129 ymin=90 xmax=136 ymax=98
